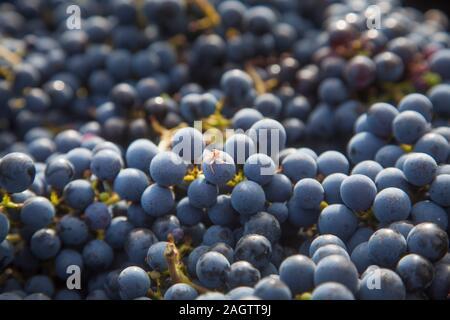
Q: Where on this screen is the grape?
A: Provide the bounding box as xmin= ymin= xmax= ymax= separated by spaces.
xmin=231 ymin=108 xmax=263 ymax=131
xmin=411 ymin=200 xmax=448 ymax=230
xmin=113 ymin=168 xmax=149 ymax=202
xmin=226 ymin=261 xmax=261 ymax=289
xmin=366 ymin=102 xmax=399 ymax=138
xmin=146 ymin=242 xmax=169 ymax=271
xmin=314 ymin=254 xmax=359 ymax=294
xmin=359 ymin=268 xmax=406 ymax=300
xmin=321 ymin=173 xmax=347 ymax=204
xmin=429 ymin=174 xmax=450 ymax=206
xmin=346 ymin=227 xmax=374 ymax=253
xmin=20 ymin=197 xmax=55 ymax=230
xmin=429 ymin=48 xmax=450 ymax=81
xmin=407 ymin=223 xmax=448 ymax=262
xmin=373 ymin=187 xmax=411 ymax=224
xmin=231 ymin=180 xmax=266 ymax=216
xmin=243 ymin=153 xmax=276 ymax=186
xmin=375 ymin=145 xmax=405 ymax=168
xmin=164 ymin=283 xmax=198 ymax=300
xmin=118 ymin=266 xmax=151 ymax=300
xmin=66 ymin=148 xmax=93 ymax=178
xmin=374 ymin=52 xmax=404 ymax=82
xmin=187 ymin=245 xmax=210 ymax=277
xmin=224 ymin=133 xmax=256 ymax=165
xmin=243 ymin=212 xmax=281 ymax=244
xmin=202 ymin=149 xmax=236 ymax=186
xmin=396 ymin=254 xmax=434 ymax=292
xmin=311 ymin=282 xmax=355 ymax=300
xmin=30 ymin=229 xmax=61 ymax=260
xmin=207 ymin=195 xmax=238 ymax=226
xmin=176 ymin=197 xmax=203 ymax=226
xmin=347 ymin=132 xmax=386 ymax=164
xmin=90 ymin=149 xmax=123 ymax=181
xmin=393 ymin=111 xmax=429 ymax=145
xmin=150 ymin=151 xmax=186 ymax=187
xmin=57 ymin=216 xmax=89 ymax=246
xmin=309 ymin=234 xmax=347 ymax=257
xmin=368 ymin=228 xmax=407 ymax=268
xmin=125 ymin=228 xmax=157 ymax=265
xmin=141 ymin=184 xmax=175 ymax=217
xmin=125 ymin=139 xmax=159 ymax=173
xmin=403 ymin=153 xmax=437 ymax=186
xmin=344 ymin=55 xmax=376 ymax=89
xmin=0 ymin=213 xmax=9 ymax=242
xmin=253 ymin=275 xmax=291 ymax=300
xmin=429 ymin=84 xmax=450 ymax=118
xmin=263 ymin=173 xmax=293 ymax=202
xmin=398 ymin=93 xmax=433 ymax=122
xmin=0 ymin=152 xmax=36 ymax=193
xmin=152 ymin=215 xmax=182 ymax=242
xmin=249 ymin=119 xmax=287 ymax=157
xmin=105 ymin=217 xmax=134 ymax=249
xmin=82 ymin=240 xmax=113 ymax=270
xmin=203 ymin=225 xmax=234 ymax=247
xmin=55 ymin=249 xmax=83 ymax=280
xmin=350 ymin=242 xmax=374 ymax=274
xmin=266 ymin=202 xmax=289 ymax=224
xmin=340 ymin=174 xmax=377 ymax=212
xmin=227 ymin=287 xmax=255 ymax=300
xmin=318 ymin=78 xmax=348 ymax=105
xmin=427 ymin=263 xmax=450 ymax=300
xmin=234 ymin=234 xmax=272 ymax=269
xmin=281 ymin=151 xmax=317 ymax=183
xmin=316 ymin=151 xmax=349 ymax=176
xmin=279 ymin=255 xmax=315 ymax=295
xmin=318 ymin=204 xmax=358 ymax=241
xmin=85 ymin=202 xmax=112 ymax=231
xmin=374 ymin=167 xmax=410 ymax=194
xmin=25 ymin=275 xmax=54 ymax=298
xmin=351 ymin=160 xmax=383 ymax=181
xmin=196 ymin=251 xmax=230 ymax=289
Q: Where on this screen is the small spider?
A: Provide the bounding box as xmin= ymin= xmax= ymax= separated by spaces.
xmin=205 ymin=149 xmax=225 ymax=174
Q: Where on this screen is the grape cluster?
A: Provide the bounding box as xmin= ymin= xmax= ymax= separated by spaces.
xmin=0 ymin=0 xmax=449 ymax=300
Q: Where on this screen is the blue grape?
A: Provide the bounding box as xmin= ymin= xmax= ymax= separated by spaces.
xmin=152 ymin=215 xmax=181 ymax=242
xmin=398 ymin=93 xmax=433 ymax=122
xmin=393 ymin=111 xmax=428 ymax=144
xmin=90 ymin=149 xmax=123 ymax=181
xmin=244 ymin=153 xmax=276 ymax=186
xmin=30 ymin=228 xmax=61 ymax=260
xmin=176 ymin=197 xmax=203 ymax=226
xmin=375 ymin=145 xmax=405 ymax=168
xmin=281 ymin=151 xmax=317 ymax=183
xmin=226 ymin=261 xmax=261 ymax=289
xmin=0 ymin=212 xmax=9 ymax=242
xmin=279 ymin=255 xmax=315 ymax=295
xmin=407 ymin=223 xmax=448 ymax=262
xmin=414 ymin=133 xmax=450 ymax=164
xmin=164 ymin=283 xmax=198 ymax=300
xmin=20 ymin=196 xmax=54 ymax=230
xmin=359 ymin=267 xmax=406 ymax=300
xmin=141 ymin=184 xmax=175 ymax=217
xmin=187 ymin=245 xmax=210 ymax=277
xmin=203 ymin=225 xmax=234 ymax=247
xmin=266 ymin=202 xmax=288 ymax=224
xmin=396 ymin=254 xmax=434 ymax=292
xmin=368 ymin=228 xmax=406 ymax=268
xmin=351 ymin=160 xmax=383 ymax=181
xmin=150 ymin=151 xmax=186 ymax=187
xmin=350 ymin=242 xmax=374 ymax=274
xmin=411 ymin=200 xmax=448 ymax=230
xmin=253 ymin=275 xmax=291 ymax=300
xmin=312 ymin=282 xmax=355 ymax=300
xmin=196 ymin=251 xmax=230 ymax=289
xmin=63 ymin=179 xmax=95 ymax=210
xmin=318 ymin=204 xmax=358 ymax=241
xmin=375 ymin=167 xmax=410 ymax=194
xmin=66 ymin=147 xmax=92 ymax=178
xmin=125 ymin=228 xmax=157 ymax=265
xmin=263 ymin=173 xmax=292 ymax=202
xmin=374 ymin=52 xmax=404 ymax=82
xmin=227 ymin=287 xmax=255 ymax=300
xmin=429 ymin=84 xmax=450 ymax=118
xmin=54 ymin=249 xmax=83 ymax=280
xmin=202 ymin=149 xmax=236 ymax=186
xmin=429 ymin=174 xmax=450 ymax=206
xmin=340 ymin=174 xmax=377 ymax=212
xmin=231 ymin=108 xmax=263 ymax=131
xmin=403 ymin=153 xmax=437 ymax=186
xmin=231 ymin=180 xmax=266 ymax=216
xmin=347 ymin=132 xmax=386 ymax=164
xmin=146 ymin=241 xmax=169 ymax=272
xmin=314 ymin=254 xmax=359 ymax=294
xmin=85 ymin=202 xmax=112 ymax=231
xmin=187 ymin=176 xmax=218 ymax=209
xmin=118 ymin=266 xmax=151 ymax=300
xmin=171 ymin=127 xmax=205 ymax=164
xmin=105 ymin=216 xmax=133 ymax=249
xmin=82 ymin=240 xmax=113 ymax=270
xmin=373 ymin=187 xmax=411 ymax=224
xmin=321 ymin=173 xmax=347 ymax=204
xmin=234 ymin=234 xmax=272 ymax=269
xmin=25 ymin=275 xmax=54 ymax=297
xmin=316 ymin=151 xmax=349 ymax=176
xmin=346 ymin=227 xmax=374 ymax=253
xmin=45 ymin=156 xmax=75 ymax=190
xmin=292 ymin=178 xmax=324 ymax=209
xmin=243 ymin=212 xmax=281 ymax=244
xmin=309 ymin=234 xmax=347 ymax=257
xmin=125 ymin=139 xmax=159 ymax=173
xmin=427 ymin=263 xmax=450 ymax=300
xmin=366 ymin=102 xmax=398 ymax=138
xmin=207 ymin=195 xmax=238 ymax=226
xmin=224 ymin=133 xmax=256 ymax=164
xmin=249 ymin=119 xmax=287 ymax=157
xmin=57 ymin=215 xmax=89 ymax=246
xmin=113 ymin=168 xmax=149 ymax=202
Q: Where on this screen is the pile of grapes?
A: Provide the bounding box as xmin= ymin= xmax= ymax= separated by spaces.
xmin=0 ymin=0 xmax=449 ymax=300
